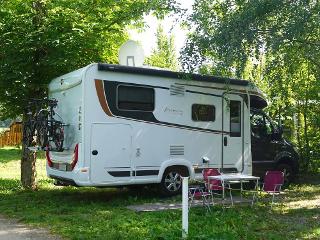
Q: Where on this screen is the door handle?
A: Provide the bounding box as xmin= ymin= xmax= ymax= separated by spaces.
xmin=224 ymin=136 xmax=228 ymax=146
xmin=92 ymin=150 xmax=98 ymax=155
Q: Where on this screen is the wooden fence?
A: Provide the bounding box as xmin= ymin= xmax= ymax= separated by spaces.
xmin=0 ymin=122 xmax=22 ymax=148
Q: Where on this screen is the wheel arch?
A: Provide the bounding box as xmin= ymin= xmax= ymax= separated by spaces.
xmin=275 ymin=153 xmax=298 ymax=173
xmin=158 ymin=159 xmax=194 ymax=182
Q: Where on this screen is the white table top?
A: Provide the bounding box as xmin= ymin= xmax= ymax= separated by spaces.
xmin=208 ymin=174 xmax=260 ymax=181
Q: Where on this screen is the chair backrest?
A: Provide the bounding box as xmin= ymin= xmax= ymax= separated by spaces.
xmin=203 ymin=168 xmax=222 ymax=190
xmin=263 ymin=171 xmax=284 ymax=192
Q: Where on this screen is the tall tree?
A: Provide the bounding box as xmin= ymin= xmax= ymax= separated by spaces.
xmin=0 ymin=0 xmax=179 ymax=189
xmin=182 ymin=0 xmax=320 ymax=171
xmin=145 ymin=24 xmax=178 ymax=70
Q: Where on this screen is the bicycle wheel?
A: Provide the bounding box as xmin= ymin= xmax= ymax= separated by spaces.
xmin=23 ymin=121 xmax=34 ymax=146
xmin=36 ymin=121 xmax=48 ymax=148
xmin=36 ymin=112 xmax=49 ymax=148
xmin=53 ymin=124 xmax=64 ymax=151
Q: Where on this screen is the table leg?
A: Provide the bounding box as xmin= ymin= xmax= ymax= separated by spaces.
xmin=222 ymin=179 xmax=225 ymax=205
xmin=240 ymin=180 xmax=243 ymax=200
xmin=251 ymin=179 xmax=259 ymax=206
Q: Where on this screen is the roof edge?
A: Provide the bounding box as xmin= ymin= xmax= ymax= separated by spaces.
xmin=97 ymin=63 xmax=249 ymax=86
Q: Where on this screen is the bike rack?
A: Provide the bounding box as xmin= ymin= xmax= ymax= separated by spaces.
xmin=23 ymin=98 xmax=65 ymax=152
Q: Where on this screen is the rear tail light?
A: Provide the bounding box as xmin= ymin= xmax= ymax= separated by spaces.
xmin=46 ymin=147 xmax=53 ymax=167
xmin=71 ymin=144 xmax=79 ymax=170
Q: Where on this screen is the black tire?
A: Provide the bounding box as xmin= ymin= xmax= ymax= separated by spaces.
xmin=276 ymin=163 xmax=293 ymax=186
xmin=159 ymin=167 xmax=188 ymax=197
xmin=36 ymin=111 xmax=49 ymax=148
xmin=36 ymin=121 xmax=48 ymax=148
xmin=53 ymin=125 xmax=64 ymax=151
xmin=23 ymin=122 xmax=34 ymax=146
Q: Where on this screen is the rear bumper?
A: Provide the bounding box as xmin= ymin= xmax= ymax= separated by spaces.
xmin=46 ymin=164 xmax=90 ymax=186
xmin=49 ymin=175 xmax=78 ymax=186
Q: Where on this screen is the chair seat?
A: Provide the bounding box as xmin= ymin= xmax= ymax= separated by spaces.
xmin=193 ymin=191 xmax=211 ymax=199
xmin=209 ymin=184 xmax=224 ymax=191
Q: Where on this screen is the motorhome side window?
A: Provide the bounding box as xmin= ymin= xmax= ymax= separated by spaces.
xmin=230 ymin=101 xmax=241 ymax=137
xmin=192 ymin=104 xmax=215 ymax=122
xmin=117 ymin=85 xmax=155 ymax=111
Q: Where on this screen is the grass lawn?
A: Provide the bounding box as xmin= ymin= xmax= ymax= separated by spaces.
xmin=0 ymin=147 xmax=319 ymax=240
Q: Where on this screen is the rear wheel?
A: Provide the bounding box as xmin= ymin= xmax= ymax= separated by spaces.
xmin=36 ymin=112 xmax=48 ymax=148
xmin=36 ymin=121 xmax=48 ymax=148
xmin=276 ymin=163 xmax=293 ymax=186
xmin=23 ymin=122 xmax=34 ymax=146
xmin=53 ymin=125 xmax=64 ymax=151
xmin=159 ymin=167 xmax=188 ymax=196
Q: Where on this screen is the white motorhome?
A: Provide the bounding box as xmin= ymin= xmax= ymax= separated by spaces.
xmin=46 ymin=63 xmax=268 ymax=195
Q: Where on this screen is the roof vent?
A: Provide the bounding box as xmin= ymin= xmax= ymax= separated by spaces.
xmin=170 ymin=85 xmax=185 ymax=96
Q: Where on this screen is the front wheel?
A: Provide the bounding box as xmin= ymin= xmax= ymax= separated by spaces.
xmin=36 ymin=121 xmax=48 ymax=148
xmin=159 ymin=167 xmax=188 ymax=197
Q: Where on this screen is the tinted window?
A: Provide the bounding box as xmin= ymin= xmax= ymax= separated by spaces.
xmin=192 ymin=104 xmax=215 ymax=122
xmin=118 ymin=85 xmax=154 ymax=111
xmin=230 ymin=101 xmax=241 ymax=137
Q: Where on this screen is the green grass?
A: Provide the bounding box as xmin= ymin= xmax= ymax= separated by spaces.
xmin=0 ymin=147 xmax=319 ymax=240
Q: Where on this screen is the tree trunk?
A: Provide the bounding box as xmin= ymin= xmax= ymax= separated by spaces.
xmin=21 ymin=144 xmax=37 ymax=190
xmin=21 ymin=112 xmax=37 ymax=190
xmin=20 ymin=0 xmax=47 ymax=190
xmin=303 ymin=98 xmax=310 ymax=169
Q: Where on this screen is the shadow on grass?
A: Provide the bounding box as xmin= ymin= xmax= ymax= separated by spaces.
xmin=0 ymin=178 xmax=172 ymax=207
xmin=0 ymin=178 xmax=319 ymax=239
xmin=0 ymin=148 xmax=21 ymax=163
xmin=297 ymin=172 xmax=320 ymax=185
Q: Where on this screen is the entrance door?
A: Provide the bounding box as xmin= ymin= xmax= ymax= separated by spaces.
xmin=90 ymin=123 xmax=132 ymax=183
xmin=222 ymin=93 xmax=244 ymax=172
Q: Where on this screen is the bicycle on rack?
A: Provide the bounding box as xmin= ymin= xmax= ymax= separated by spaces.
xmin=23 ymin=98 xmax=64 ymax=152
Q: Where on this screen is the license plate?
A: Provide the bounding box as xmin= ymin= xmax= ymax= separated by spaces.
xmin=58 ymin=164 xmax=67 ymax=171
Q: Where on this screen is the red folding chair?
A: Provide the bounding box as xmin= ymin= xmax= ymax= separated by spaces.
xmin=188 ymin=185 xmax=212 ymax=211
xmin=261 ymin=171 xmax=285 ymax=208
xmin=203 ymin=168 xmax=233 ymax=205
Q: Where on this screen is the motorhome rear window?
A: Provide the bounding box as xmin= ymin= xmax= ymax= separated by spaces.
xmin=230 ymin=101 xmax=241 ymax=137
xmin=192 ymin=104 xmax=215 ymax=122
xmin=117 ymin=85 xmax=155 ymax=111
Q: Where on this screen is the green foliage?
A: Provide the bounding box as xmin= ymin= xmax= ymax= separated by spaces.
xmin=182 ymin=0 xmax=320 ymax=171
xmin=0 ymin=0 xmax=179 ymax=119
xmin=0 ymin=150 xmax=320 ymax=239
xmin=145 ymin=24 xmax=178 ymax=70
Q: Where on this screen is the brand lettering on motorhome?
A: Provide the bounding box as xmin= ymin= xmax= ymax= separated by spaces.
xmin=164 ymin=107 xmax=183 ymax=116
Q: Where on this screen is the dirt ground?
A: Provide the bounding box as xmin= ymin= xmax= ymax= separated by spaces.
xmin=0 ymin=215 xmax=61 ymax=240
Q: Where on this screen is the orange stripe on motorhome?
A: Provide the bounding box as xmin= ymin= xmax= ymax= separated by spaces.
xmin=94 ymin=79 xmax=113 ymax=117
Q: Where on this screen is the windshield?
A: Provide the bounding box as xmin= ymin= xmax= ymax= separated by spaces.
xmin=250 ymin=109 xmax=276 ymax=138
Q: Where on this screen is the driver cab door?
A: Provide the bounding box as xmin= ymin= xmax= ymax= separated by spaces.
xmin=251 ymin=110 xmax=279 ymax=177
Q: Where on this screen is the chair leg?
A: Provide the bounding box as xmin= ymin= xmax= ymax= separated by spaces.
xmin=271 ymin=194 xmax=275 ymax=209
xmin=201 ymin=193 xmax=211 ymax=212
xmin=188 ymin=190 xmax=194 ymax=209
xmin=251 ymin=192 xmax=256 ymax=207
xmin=188 ymin=196 xmax=193 ymax=210
xmin=209 ymin=191 xmax=215 ymax=207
